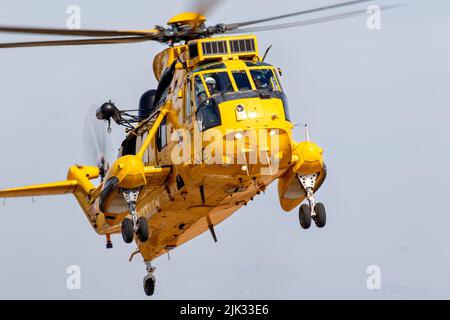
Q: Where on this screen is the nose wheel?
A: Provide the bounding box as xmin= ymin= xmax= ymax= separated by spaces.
xmin=297 ymin=174 xmax=327 ymax=229
xmin=121 ymin=189 xmax=149 ymax=243
xmin=143 ymin=261 xmax=156 ymax=296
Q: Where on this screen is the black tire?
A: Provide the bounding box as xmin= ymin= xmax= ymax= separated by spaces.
xmin=314 ymin=203 xmax=326 ymax=228
xmin=137 ymin=216 xmax=149 ymax=242
xmin=299 ymin=204 xmax=312 ymax=229
xmin=121 ymin=218 xmax=134 ymax=243
xmin=144 ymin=277 xmax=155 ymax=296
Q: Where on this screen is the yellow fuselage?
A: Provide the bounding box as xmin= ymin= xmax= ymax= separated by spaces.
xmin=92 ymin=52 xmax=325 ymax=260
xmin=0 ymin=35 xmax=326 ymax=262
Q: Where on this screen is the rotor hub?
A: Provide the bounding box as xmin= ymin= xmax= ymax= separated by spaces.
xmin=167 ymin=12 xmax=206 ymax=28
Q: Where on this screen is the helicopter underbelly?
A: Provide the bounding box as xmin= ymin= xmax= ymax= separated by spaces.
xmin=136 ymin=167 xmax=283 ymax=261
xmin=135 ymin=134 xmax=293 ymax=261
xmin=97 ymin=127 xmax=296 ymax=261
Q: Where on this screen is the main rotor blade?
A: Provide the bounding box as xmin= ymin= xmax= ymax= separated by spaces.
xmin=189 ymin=0 xmax=224 ymax=27
xmin=0 ymin=35 xmax=158 ymax=49
xmin=227 ymin=0 xmax=374 ymax=28
xmin=193 ymin=0 xmax=223 ymax=16
xmin=0 ymin=25 xmax=156 ymax=37
xmin=229 ymin=4 xmax=403 ymax=34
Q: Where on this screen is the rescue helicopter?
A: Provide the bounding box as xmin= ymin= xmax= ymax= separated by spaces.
xmin=0 ymin=0 xmax=398 ymax=296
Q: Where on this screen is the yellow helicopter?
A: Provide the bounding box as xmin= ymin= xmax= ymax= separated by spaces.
xmin=0 ymin=0 xmax=393 ymax=296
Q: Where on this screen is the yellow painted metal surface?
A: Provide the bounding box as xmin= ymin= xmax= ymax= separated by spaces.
xmin=152 ymin=46 xmax=187 ymax=81
xmin=0 ymin=180 xmax=78 ymax=197
xmin=167 ymin=12 xmax=206 ymax=26
xmin=278 ymin=141 xmax=325 ymax=212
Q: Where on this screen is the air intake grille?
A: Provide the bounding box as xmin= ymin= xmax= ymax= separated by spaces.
xmin=202 ymin=41 xmax=228 ymax=56
xmin=230 ymin=39 xmax=255 ymax=53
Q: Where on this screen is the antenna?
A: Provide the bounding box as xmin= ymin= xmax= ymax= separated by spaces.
xmin=294 ymin=122 xmax=310 ymax=142
xmin=176 ymin=53 xmax=189 ymax=72
xmin=262 ymin=45 xmax=272 ymax=62
xmin=304 ymin=124 xmax=310 ymax=142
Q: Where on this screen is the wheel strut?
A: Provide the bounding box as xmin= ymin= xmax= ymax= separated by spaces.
xmin=297 ymin=173 xmax=326 ymax=228
xmin=297 ymin=173 xmax=318 ymax=217
xmin=122 ymin=188 xmax=141 ymax=232
xmin=121 ymin=188 xmax=149 ymax=243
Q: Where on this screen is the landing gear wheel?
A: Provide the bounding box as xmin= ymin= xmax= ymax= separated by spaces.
xmin=137 ymin=216 xmax=149 ymax=242
xmin=121 ymin=218 xmax=134 ymax=243
xmin=143 ymin=276 xmax=155 ymax=296
xmin=314 ymin=203 xmax=326 ymax=228
xmin=299 ymin=204 xmax=312 ymax=229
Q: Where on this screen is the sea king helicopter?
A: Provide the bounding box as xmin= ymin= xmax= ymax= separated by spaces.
xmin=0 ymin=0 xmax=393 ymax=295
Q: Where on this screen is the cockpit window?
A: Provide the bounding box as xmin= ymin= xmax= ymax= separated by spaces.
xmin=196 ymin=99 xmax=221 ymax=132
xmin=194 ymin=75 xmax=207 ymax=108
xmin=244 ymin=60 xmax=272 ymax=67
xmin=250 ymin=69 xmax=281 ymax=91
xmin=232 ymin=71 xmax=252 ymax=91
xmin=192 ymin=62 xmax=226 ymax=73
xmin=193 ymin=74 xmax=222 ymax=132
xmin=203 ymin=72 xmax=233 ymax=96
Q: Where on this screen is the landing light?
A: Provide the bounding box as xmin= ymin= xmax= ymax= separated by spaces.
xmin=236 ymin=105 xmax=245 ymax=112
xmin=235 ymin=104 xmax=247 ymax=121
xmin=235 ymin=132 xmax=243 ymax=139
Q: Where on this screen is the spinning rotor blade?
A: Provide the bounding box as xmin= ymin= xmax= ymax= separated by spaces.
xmin=184 ymin=0 xmax=225 ymax=28
xmin=0 ymin=35 xmax=158 ymax=49
xmin=192 ymin=0 xmax=223 ymax=18
xmin=225 ymin=0 xmax=374 ymax=29
xmin=0 ymin=25 xmax=156 ymax=37
xmin=83 ymin=106 xmax=114 ymax=176
xmin=229 ymin=4 xmax=403 ymax=34
xmin=0 ymin=0 xmax=407 ymax=48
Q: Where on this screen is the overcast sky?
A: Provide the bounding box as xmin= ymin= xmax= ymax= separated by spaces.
xmin=0 ymin=0 xmax=449 ymax=299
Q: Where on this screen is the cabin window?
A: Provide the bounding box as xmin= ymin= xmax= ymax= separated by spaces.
xmin=274 ymin=72 xmax=283 ymax=92
xmin=232 ymin=71 xmax=252 ymax=91
xmin=119 ymin=135 xmax=137 ymax=156
xmin=203 ymin=72 xmax=233 ymax=96
xmin=244 ymin=60 xmax=271 ymax=67
xmin=154 ymin=62 xmax=176 ymax=107
xmin=196 ymin=99 xmax=221 ymax=132
xmin=281 ymin=95 xmax=291 ymax=122
xmin=185 ymin=79 xmax=193 ymax=118
xmin=194 ymin=75 xmax=208 ymax=109
xmin=250 ymin=69 xmax=281 ymax=91
xmin=156 ymin=117 xmax=167 ymax=151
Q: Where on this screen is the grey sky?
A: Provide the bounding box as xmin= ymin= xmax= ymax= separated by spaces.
xmin=0 ymin=0 xmax=449 ymax=299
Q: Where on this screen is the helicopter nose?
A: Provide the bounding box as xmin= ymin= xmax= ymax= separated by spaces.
xmin=217 ymin=127 xmax=289 ymax=170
